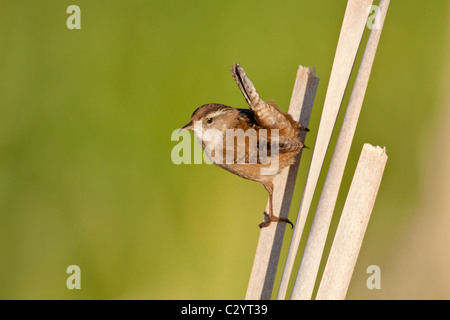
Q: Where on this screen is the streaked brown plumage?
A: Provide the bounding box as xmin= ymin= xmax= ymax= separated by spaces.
xmin=180 ymin=63 xmax=308 ymax=228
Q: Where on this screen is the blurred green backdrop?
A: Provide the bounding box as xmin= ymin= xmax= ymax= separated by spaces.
xmin=0 ymin=0 xmax=449 ymax=299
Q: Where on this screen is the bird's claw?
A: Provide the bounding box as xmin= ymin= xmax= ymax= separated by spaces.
xmin=259 ymin=212 xmax=294 ymax=229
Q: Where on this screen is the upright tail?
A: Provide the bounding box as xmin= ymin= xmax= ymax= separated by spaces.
xmin=230 ymin=63 xmax=296 ymax=134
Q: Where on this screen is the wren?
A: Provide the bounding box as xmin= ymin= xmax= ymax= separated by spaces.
xmin=180 ymin=63 xmax=308 ymax=228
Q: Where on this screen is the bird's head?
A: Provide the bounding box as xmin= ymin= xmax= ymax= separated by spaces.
xmin=180 ymin=103 xmax=235 ymax=137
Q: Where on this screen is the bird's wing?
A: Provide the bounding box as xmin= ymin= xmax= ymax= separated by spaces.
xmin=277 ymin=136 xmax=304 ymax=153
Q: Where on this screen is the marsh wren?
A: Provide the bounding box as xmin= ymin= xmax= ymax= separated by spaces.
xmin=180 ymin=63 xmax=308 ymax=228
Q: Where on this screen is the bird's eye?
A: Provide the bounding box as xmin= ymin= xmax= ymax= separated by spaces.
xmin=207 ymin=117 xmax=213 ymax=124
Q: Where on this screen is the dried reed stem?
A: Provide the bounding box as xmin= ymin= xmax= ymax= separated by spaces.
xmin=315 ymin=143 xmax=387 ymax=299
xmin=245 ymin=66 xmax=319 ymax=300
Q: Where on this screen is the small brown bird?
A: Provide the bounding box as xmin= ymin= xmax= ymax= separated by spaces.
xmin=180 ymin=63 xmax=308 ymax=228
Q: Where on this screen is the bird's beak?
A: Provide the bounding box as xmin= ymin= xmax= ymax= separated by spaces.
xmin=178 ymin=120 xmax=193 ymax=133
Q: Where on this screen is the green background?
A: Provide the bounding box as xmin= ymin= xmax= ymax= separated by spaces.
xmin=0 ymin=0 xmax=449 ymax=299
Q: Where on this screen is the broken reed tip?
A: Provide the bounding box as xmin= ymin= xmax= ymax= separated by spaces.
xmin=298 ymin=65 xmax=317 ymax=78
xmin=363 ymin=143 xmax=388 ymax=158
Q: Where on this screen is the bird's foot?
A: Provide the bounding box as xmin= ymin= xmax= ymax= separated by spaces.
xmin=259 ymin=212 xmax=294 ymax=229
